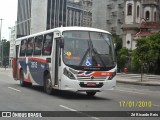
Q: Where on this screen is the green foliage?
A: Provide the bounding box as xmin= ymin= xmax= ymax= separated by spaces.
xmin=1 ymin=39 xmax=10 ymax=65
xmin=132 ymin=32 xmax=160 ymax=74
xmin=2 ymin=40 xmax=10 ymax=57
xmin=112 ymin=33 xmax=122 ymax=54
xmin=117 ymin=47 xmax=129 ymax=72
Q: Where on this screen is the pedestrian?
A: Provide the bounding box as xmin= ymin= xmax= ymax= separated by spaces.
xmin=3 ymin=61 xmax=6 ymax=70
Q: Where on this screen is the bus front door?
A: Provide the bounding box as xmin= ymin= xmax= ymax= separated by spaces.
xmin=54 ymin=40 xmax=61 ymax=87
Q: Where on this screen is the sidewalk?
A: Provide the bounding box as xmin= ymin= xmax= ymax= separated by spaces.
xmin=117 ymin=73 xmax=160 ymax=86
xmin=0 ymin=67 xmax=12 ymax=74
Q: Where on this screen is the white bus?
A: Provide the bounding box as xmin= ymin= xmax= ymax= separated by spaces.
xmin=12 ymin=27 xmax=117 ymax=96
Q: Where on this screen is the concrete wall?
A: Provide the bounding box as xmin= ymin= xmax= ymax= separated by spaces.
xmin=92 ymin=0 xmax=107 ymax=30
xmin=30 ymin=0 xmax=48 ymax=34
xmin=125 ymin=0 xmax=134 ymax=24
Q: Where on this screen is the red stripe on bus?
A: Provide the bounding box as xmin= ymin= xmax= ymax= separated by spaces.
xmin=17 ymin=67 xmax=21 ymax=80
xmin=78 ymin=71 xmax=113 ymax=77
xmin=28 ymin=58 xmax=47 ymax=64
xmin=24 ymin=75 xmax=32 ymax=83
xmin=89 ymin=72 xmax=113 ymax=77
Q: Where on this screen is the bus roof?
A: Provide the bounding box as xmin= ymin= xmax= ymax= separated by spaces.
xmin=16 ymin=27 xmax=111 ymax=41
xmin=54 ymin=27 xmax=111 ymax=34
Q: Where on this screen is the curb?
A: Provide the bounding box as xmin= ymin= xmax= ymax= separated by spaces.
xmin=117 ymin=80 xmax=160 ymax=86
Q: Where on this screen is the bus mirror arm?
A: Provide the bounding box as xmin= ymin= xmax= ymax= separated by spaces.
xmin=60 ymin=36 xmax=64 ymax=48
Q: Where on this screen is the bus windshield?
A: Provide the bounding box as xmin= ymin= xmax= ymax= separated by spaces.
xmin=63 ymin=31 xmax=116 ymax=69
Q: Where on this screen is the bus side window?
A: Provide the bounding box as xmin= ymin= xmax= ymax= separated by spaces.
xmin=20 ymin=39 xmax=27 ymax=56
xmin=26 ymin=37 xmax=34 ymax=56
xmin=42 ymin=33 xmax=53 ymax=55
xmin=34 ymin=35 xmax=43 ymax=55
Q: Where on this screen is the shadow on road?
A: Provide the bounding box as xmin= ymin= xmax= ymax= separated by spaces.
xmin=16 ymin=84 xmax=111 ymax=100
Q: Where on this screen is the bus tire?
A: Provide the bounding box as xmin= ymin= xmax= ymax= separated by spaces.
xmin=20 ymin=70 xmax=27 ymax=87
xmin=44 ymin=74 xmax=53 ymax=95
xmin=86 ymin=92 xmax=96 ymax=97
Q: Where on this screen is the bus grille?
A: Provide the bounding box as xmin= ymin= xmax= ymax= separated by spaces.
xmin=77 ymin=76 xmax=106 ymax=81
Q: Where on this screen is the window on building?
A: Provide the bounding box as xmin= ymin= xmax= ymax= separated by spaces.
xmin=154 ymin=12 xmax=157 ymax=21
xmin=127 ymin=4 xmax=132 ymax=15
xmin=34 ymin=35 xmax=43 ymax=55
xmin=146 ymin=11 xmax=150 ymax=20
xmin=42 ymin=33 xmax=53 ymax=55
xmin=26 ymin=37 xmax=34 ymax=56
xmin=137 ymin=5 xmax=140 ymax=18
xmin=20 ymin=39 xmax=27 ymax=56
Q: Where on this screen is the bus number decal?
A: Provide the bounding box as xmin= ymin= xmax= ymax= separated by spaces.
xmin=31 ymin=62 xmax=38 ymax=68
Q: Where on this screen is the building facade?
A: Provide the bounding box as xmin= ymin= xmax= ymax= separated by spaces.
xmin=122 ymin=0 xmax=160 ymax=50
xmin=92 ymin=0 xmax=124 ymax=36
xmin=92 ymin=0 xmax=160 ymax=50
xmin=66 ymin=1 xmax=83 ymax=27
xmin=17 ymin=0 xmax=32 ymax=38
xmin=9 ymin=24 xmax=17 ymax=67
xmin=80 ymin=0 xmax=92 ymax=27
xmin=16 ymin=0 xmax=92 ymax=37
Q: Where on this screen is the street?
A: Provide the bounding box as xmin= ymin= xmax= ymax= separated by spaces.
xmin=0 ymin=69 xmax=159 ymax=120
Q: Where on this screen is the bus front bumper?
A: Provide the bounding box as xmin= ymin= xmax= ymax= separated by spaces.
xmin=60 ymin=77 xmax=116 ymax=92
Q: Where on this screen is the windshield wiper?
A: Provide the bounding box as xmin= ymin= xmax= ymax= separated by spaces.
xmin=92 ymin=48 xmax=106 ymax=67
xmin=79 ymin=48 xmax=90 ymax=66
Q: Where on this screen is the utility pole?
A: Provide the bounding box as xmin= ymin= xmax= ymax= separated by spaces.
xmin=0 ymin=18 xmax=4 ymax=65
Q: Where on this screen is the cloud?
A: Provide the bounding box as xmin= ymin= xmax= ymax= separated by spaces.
xmin=0 ymin=0 xmax=17 ymax=40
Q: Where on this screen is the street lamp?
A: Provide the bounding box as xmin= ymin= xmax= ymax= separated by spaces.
xmin=8 ymin=27 xmax=12 ymax=67
xmin=8 ymin=27 xmax=12 ymax=40
xmin=0 ymin=18 xmax=4 ymax=64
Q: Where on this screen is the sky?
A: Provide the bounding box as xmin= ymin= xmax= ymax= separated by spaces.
xmin=0 ymin=0 xmax=17 ymax=40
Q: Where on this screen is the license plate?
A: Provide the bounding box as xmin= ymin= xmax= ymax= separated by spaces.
xmin=87 ymin=82 xmax=97 ymax=86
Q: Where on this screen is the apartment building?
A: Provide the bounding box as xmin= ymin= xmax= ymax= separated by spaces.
xmin=9 ymin=24 xmax=17 ymax=67
xmin=80 ymin=0 xmax=92 ymax=27
xmin=92 ymin=0 xmax=124 ymax=35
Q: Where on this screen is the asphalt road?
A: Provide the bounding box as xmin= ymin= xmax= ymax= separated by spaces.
xmin=0 ymin=70 xmax=159 ymax=120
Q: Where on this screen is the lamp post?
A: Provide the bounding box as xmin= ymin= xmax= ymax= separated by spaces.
xmin=0 ymin=18 xmax=4 ymax=64
xmin=8 ymin=27 xmax=12 ymax=67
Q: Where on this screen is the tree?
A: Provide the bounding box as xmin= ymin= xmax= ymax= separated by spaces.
xmin=147 ymin=33 xmax=160 ymax=74
xmin=1 ymin=39 xmax=10 ymax=66
xmin=112 ymin=34 xmax=126 ymax=72
xmin=132 ymin=32 xmax=160 ymax=79
xmin=112 ymin=33 xmax=122 ymax=55
xmin=117 ymin=47 xmax=130 ymax=72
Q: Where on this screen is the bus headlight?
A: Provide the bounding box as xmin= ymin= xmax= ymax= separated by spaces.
xmin=108 ymin=71 xmax=116 ymax=80
xmin=63 ymin=68 xmax=76 ymax=80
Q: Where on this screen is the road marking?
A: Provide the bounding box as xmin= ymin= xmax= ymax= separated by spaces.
xmin=116 ymin=87 xmax=160 ymax=95
xmin=59 ymin=105 xmax=77 ymax=111
xmin=153 ymin=104 xmax=160 ymax=107
xmin=8 ymin=87 xmax=21 ymax=92
xmin=59 ymin=105 xmax=99 ymax=120
xmin=116 ymin=88 xmax=144 ymax=94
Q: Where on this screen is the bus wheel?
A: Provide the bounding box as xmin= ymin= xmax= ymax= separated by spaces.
xmin=20 ymin=70 xmax=26 ymax=87
xmin=44 ymin=74 xmax=52 ymax=95
xmin=86 ymin=92 xmax=96 ymax=97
